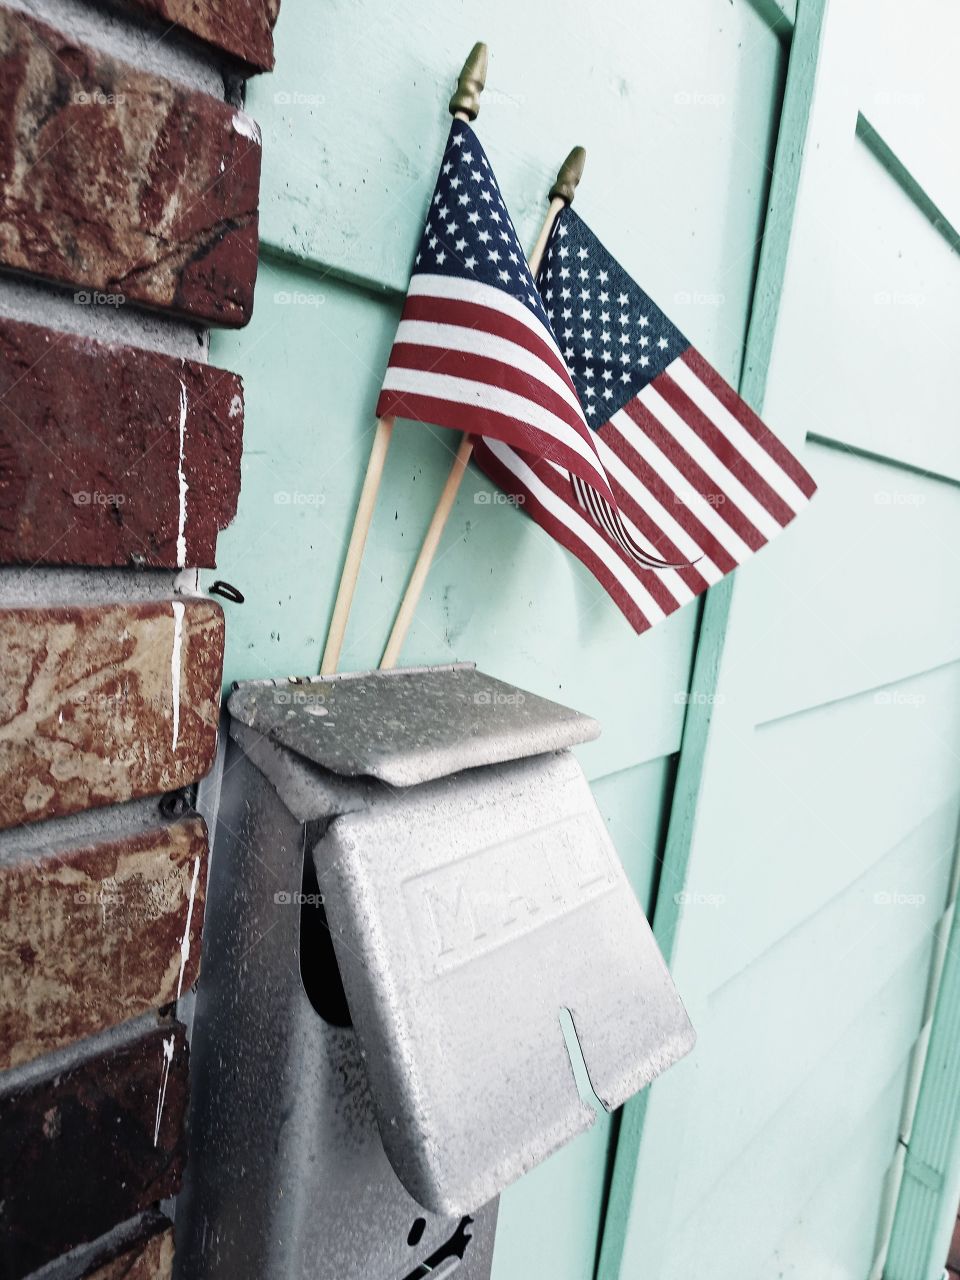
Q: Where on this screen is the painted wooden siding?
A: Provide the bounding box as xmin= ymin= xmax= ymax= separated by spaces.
xmin=206 ymin=1 xmax=787 ymax=1276
xmin=603 ymin=2 xmax=960 ymax=1277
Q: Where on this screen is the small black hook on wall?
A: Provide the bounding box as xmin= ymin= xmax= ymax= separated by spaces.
xmin=208 ymin=580 xmax=245 ymax=604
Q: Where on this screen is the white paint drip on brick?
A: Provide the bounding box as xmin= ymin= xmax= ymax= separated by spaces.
xmin=176 ymin=379 xmax=189 ymax=569
xmin=176 ymin=855 xmax=202 ymax=1000
xmin=171 ymin=600 xmax=185 ymax=751
xmin=232 ymin=111 xmax=261 ymax=143
xmin=154 ymin=1033 xmax=176 ymax=1147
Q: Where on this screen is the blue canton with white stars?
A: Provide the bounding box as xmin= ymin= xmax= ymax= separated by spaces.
xmin=414 ymin=119 xmax=554 ymax=332
xmin=537 ymin=208 xmax=690 ymax=428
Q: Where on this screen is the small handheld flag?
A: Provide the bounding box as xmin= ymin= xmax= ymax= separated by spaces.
xmin=376 ymin=121 xmax=654 ymax=558
xmin=473 ymin=208 xmax=817 ymax=634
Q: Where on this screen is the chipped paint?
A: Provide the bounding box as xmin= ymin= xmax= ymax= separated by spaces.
xmin=171 ymin=601 xmax=185 ymax=752
xmin=177 ymin=378 xmax=189 ymax=569
xmin=154 ymin=1033 xmax=176 ymax=1147
xmin=232 ymin=110 xmax=261 ymax=142
xmin=176 ymin=854 xmax=202 ymax=999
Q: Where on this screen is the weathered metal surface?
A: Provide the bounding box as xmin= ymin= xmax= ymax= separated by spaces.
xmin=0 ymin=8 xmax=261 ymax=327
xmin=0 ymin=318 xmax=243 ymax=569
xmin=83 ymin=1226 xmax=174 ymax=1280
xmin=178 ymin=743 xmax=498 ymax=1280
xmin=115 ymin=0 xmax=281 ymax=72
xmin=318 ymin=747 xmax=694 ymax=1215
xmin=0 ymin=600 xmax=224 ymax=829
xmin=0 ymin=816 xmax=207 ymax=1070
xmin=227 ymin=664 xmax=600 ymax=787
xmin=183 ymin=667 xmax=691 ymax=1271
xmin=0 ymin=1019 xmax=188 ymax=1278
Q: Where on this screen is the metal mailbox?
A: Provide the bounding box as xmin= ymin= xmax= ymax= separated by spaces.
xmin=178 ymin=664 xmax=694 ymax=1279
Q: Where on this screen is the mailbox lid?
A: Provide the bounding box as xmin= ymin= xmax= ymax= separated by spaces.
xmin=227 ymin=664 xmax=600 ymax=787
xmin=314 ymin=748 xmax=695 ymax=1216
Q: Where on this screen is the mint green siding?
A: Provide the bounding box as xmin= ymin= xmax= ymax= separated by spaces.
xmin=205 ymin=0 xmax=960 ymax=1275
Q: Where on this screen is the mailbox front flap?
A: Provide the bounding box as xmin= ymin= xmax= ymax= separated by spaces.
xmin=314 ymin=748 xmax=695 ymax=1216
xmin=227 ymin=664 xmax=599 ymax=787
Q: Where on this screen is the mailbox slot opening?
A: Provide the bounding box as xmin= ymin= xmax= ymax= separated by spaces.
xmin=299 ymin=842 xmax=351 ymax=1027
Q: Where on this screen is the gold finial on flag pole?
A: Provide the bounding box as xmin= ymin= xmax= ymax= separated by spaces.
xmin=449 ymin=41 xmax=489 ymax=119
xmin=379 ymin=146 xmax=587 ymax=671
xmin=319 ymin=44 xmax=489 ymax=676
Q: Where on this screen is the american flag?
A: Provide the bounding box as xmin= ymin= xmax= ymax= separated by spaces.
xmin=472 ymin=208 xmax=817 ymax=633
xmin=377 ymin=120 xmax=630 ymax=532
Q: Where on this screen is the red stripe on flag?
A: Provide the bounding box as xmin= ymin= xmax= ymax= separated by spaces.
xmin=384 ymin=343 xmax=588 ymax=442
xmin=655 ymin=372 xmax=798 ymax=527
xmin=375 ymin=386 xmax=616 ymax=503
xmin=599 ymin=419 xmax=739 ymax=575
xmin=400 ymin=294 xmax=575 ymax=392
xmin=681 ymin=348 xmax=817 ymax=499
xmin=503 ymin=451 xmax=683 ymax=619
xmin=471 ymin=439 xmax=655 ymax=635
xmin=622 ymin=396 xmax=767 ymax=553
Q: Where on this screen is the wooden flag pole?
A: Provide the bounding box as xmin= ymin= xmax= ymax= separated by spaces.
xmin=319 ymin=42 xmax=489 ymax=675
xmin=379 ymin=145 xmax=587 ymax=671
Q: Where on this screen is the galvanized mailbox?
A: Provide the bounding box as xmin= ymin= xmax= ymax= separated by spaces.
xmin=178 ymin=664 xmax=694 ymax=1279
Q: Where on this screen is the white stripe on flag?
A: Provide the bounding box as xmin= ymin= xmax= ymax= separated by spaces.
xmin=639 ymin=383 xmax=784 ymax=542
xmin=408 ymin=274 xmax=576 ymax=388
xmin=553 ymin=460 xmax=700 ymax=605
xmin=393 ymin=318 xmax=584 ymax=419
xmin=667 ymin=358 xmax=811 ymax=513
xmin=591 ymin=433 xmax=726 ymax=586
xmin=381 ymin=365 xmax=610 ymax=488
xmin=483 ymin=438 xmax=672 ymax=623
xmin=609 ymin=408 xmax=756 ymax=564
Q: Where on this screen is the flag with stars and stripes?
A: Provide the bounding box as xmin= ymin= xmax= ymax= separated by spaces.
xmin=472 ymin=208 xmax=817 ymax=634
xmin=377 ymin=120 xmax=658 ymax=561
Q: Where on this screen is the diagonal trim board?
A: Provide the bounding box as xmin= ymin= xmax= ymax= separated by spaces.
xmin=594 ymin=1 xmax=830 ymax=1276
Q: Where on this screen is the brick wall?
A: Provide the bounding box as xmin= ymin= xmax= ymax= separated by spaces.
xmin=0 ymin=1 xmax=278 ymax=1275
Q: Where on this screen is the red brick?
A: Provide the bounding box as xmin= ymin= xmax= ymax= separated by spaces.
xmin=0 ymin=1021 xmax=188 ymax=1277
xmin=0 ymin=599 xmax=224 ymax=829
xmin=0 ymin=317 xmax=243 ymax=569
xmin=0 ymin=8 xmax=261 ymax=326
xmin=116 ymin=0 xmax=281 ymax=73
xmin=0 ymin=816 xmax=207 ymax=1070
